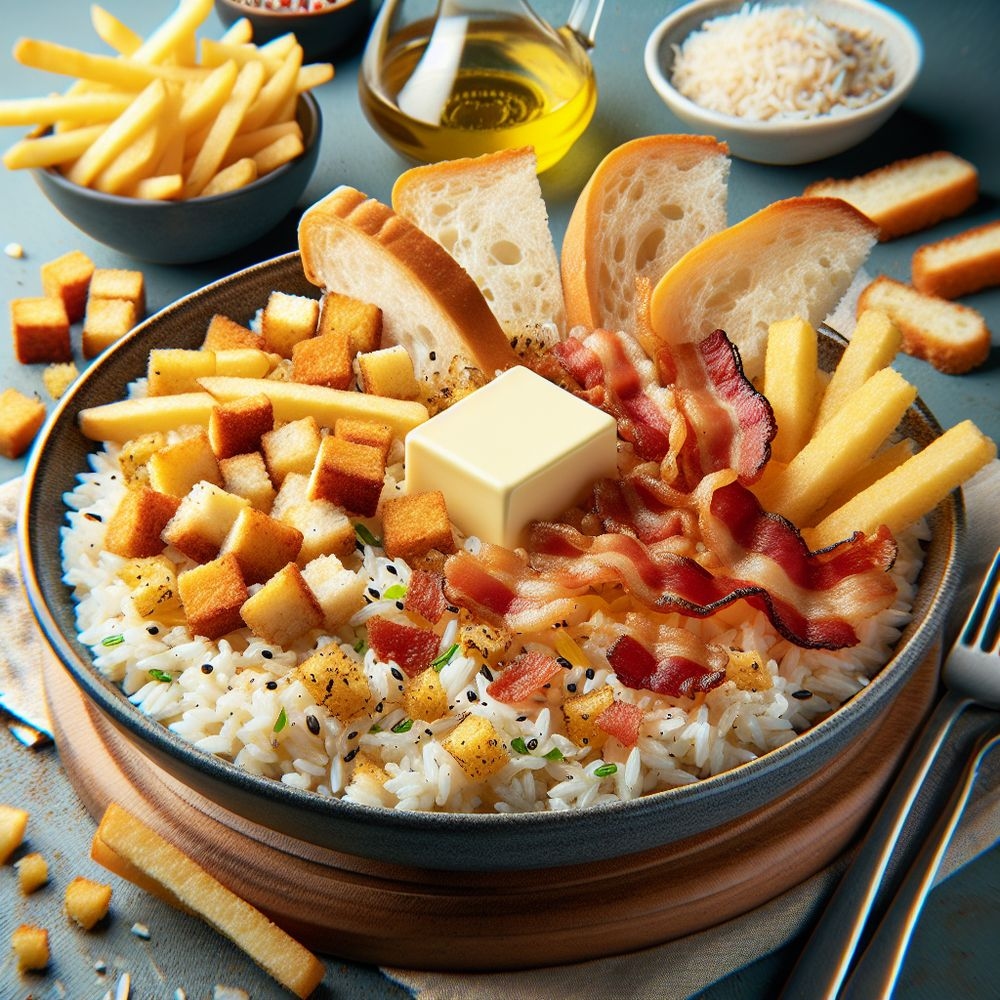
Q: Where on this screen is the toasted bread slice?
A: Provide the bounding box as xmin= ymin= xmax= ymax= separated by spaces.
xmin=392 ymin=147 xmax=565 ymax=348
xmin=912 ymin=219 xmax=1000 ymax=299
xmin=648 ymin=196 xmax=877 ymax=381
xmin=562 ymin=135 xmax=729 ymax=338
xmin=298 ymin=186 xmax=518 ymax=393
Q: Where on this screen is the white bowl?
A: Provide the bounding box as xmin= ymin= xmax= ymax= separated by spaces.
xmin=643 ymin=0 xmax=923 ymax=165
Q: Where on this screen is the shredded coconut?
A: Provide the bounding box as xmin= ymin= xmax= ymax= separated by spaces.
xmin=671 ymin=3 xmax=894 ymax=121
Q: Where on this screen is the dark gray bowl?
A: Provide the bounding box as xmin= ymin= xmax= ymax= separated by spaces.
xmin=19 ymin=253 xmax=965 ymax=872
xmin=31 ymin=94 xmax=321 ymax=266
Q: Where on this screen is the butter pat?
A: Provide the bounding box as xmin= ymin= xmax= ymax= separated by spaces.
xmin=404 ymin=366 xmax=618 ymax=548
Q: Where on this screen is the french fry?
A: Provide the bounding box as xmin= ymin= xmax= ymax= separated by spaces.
xmin=0 ymin=92 xmax=131 ymax=127
xmin=201 ymin=156 xmax=258 ymax=196
xmin=90 ymin=5 xmax=144 ymax=57
xmin=2 ymin=124 xmax=105 ymax=170
xmin=199 ymin=38 xmax=284 ymax=74
xmin=223 ymin=119 xmax=302 ymax=164
xmin=131 ymin=0 xmax=214 ymax=66
xmin=94 ymin=119 xmax=169 ymax=195
xmin=221 ymin=17 xmax=254 ymax=45
xmin=241 ymin=44 xmax=303 ymax=132
xmin=78 ymin=392 xmax=217 ymax=442
xmin=253 ymin=132 xmax=305 ymax=176
xmin=260 ymin=33 xmax=300 ymax=59
xmin=297 ymin=62 xmax=335 ymax=91
xmin=178 ymin=59 xmax=240 ymax=134
xmin=763 ymin=316 xmax=819 ymax=463
xmin=134 ymin=173 xmax=183 ymax=200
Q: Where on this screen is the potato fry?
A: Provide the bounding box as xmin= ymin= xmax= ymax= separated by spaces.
xmin=297 ymin=62 xmax=335 ymax=91
xmin=2 ymin=123 xmax=105 ymax=170
xmin=253 ymin=132 xmax=305 ymax=176
xmin=0 ymin=92 xmax=131 ymax=127
xmin=224 ymin=119 xmax=302 ymax=164
xmin=134 ymin=173 xmax=184 ymax=200
xmin=763 ymin=316 xmax=819 ymax=464
xmin=260 ymin=33 xmax=300 ymax=59
xmin=79 ymin=392 xmax=217 ymax=441
xmin=132 ymin=0 xmax=213 ymax=65
xmin=199 ymin=38 xmax=284 ymax=74
xmin=221 ymin=17 xmax=254 ymax=45
xmin=178 ymin=59 xmax=239 ymax=134
xmin=201 ymin=156 xmax=258 ymax=196
xmin=90 ymin=5 xmax=143 ymax=56
xmin=94 ymin=119 xmax=168 ymax=195
xmin=241 ymin=45 xmax=303 ymax=132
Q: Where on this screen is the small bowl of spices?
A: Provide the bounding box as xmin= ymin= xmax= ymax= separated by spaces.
xmin=644 ymin=0 xmax=922 ymax=164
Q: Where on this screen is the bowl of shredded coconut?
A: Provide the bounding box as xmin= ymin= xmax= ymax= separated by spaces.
xmin=644 ymin=0 xmax=922 ymax=164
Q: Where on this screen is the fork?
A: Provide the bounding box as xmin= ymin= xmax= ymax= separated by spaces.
xmin=781 ymin=546 xmax=1000 ymax=1000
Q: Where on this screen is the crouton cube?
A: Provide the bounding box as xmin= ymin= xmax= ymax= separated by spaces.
xmin=562 ymin=685 xmax=615 ymax=750
xmin=292 ymin=644 xmax=372 ymax=721
xmin=147 ymin=431 xmax=222 ymax=497
xmin=270 ymin=471 xmax=310 ymax=520
xmin=82 ymin=297 xmax=138 ymax=358
xmin=118 ymin=555 xmax=183 ymax=620
xmin=15 ymin=852 xmax=48 ymax=895
xmin=318 ymin=291 xmax=383 ymax=355
xmin=348 ymin=752 xmax=389 ymax=790
xmin=307 ymin=435 xmax=386 ymax=517
xmin=11 ymin=924 xmax=49 ymax=971
xmin=356 ymin=344 xmax=420 ymax=400
xmin=457 ymin=612 xmax=512 ymax=665
xmin=10 ymin=296 xmax=71 ymax=364
xmin=42 ymin=361 xmax=79 ymax=399
xmin=0 ymin=388 xmax=46 ymax=459
xmin=40 ymin=248 xmax=94 ymax=321
xmin=291 ymin=331 xmax=352 ymax=389
xmin=65 ymin=875 xmax=113 ymax=930
xmin=403 ymin=667 xmax=448 ymax=723
xmin=240 ymin=562 xmax=323 ymax=646
xmin=178 ymin=553 xmax=249 ymax=640
xmin=118 ymin=431 xmax=167 ymax=483
xmin=381 ymin=491 xmax=455 ymax=562
xmin=161 ymin=481 xmax=250 ymax=563
xmin=261 ymin=416 xmax=322 ymax=484
xmin=335 ymin=417 xmax=394 ymax=463
xmin=202 ymin=313 xmax=260 ymax=351
xmin=219 ymin=451 xmax=275 ymax=512
xmin=260 ymin=291 xmax=319 ymax=357
xmin=442 ymin=714 xmax=509 ymax=780
xmin=300 ymin=554 xmax=366 ymax=627
xmin=104 ymin=485 xmax=181 ymax=559
xmin=725 ymin=650 xmax=773 ymax=692
xmin=89 ymin=266 xmax=145 ymax=315
xmin=220 ymin=507 xmax=303 ymax=584
xmin=280 ymin=501 xmax=356 ymax=562
xmin=0 ymin=804 xmax=29 ymax=863
xmin=208 ymin=393 xmax=273 ymax=459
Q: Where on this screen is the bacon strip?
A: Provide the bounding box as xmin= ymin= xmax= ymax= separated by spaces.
xmin=607 ymin=634 xmax=726 ymax=699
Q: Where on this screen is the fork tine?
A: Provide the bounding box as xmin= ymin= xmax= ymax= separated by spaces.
xmin=960 ymin=548 xmax=1000 ymax=652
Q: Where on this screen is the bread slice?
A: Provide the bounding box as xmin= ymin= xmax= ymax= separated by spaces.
xmin=298 ymin=186 xmax=518 ymax=396
xmin=857 ymin=275 xmax=990 ymax=374
xmin=561 ymin=134 xmax=730 ymax=337
xmin=804 ymin=152 xmax=979 ymax=241
xmin=648 ymin=196 xmax=877 ymax=381
xmin=391 ymin=147 xmax=565 ymax=349
xmin=912 ymin=219 xmax=1000 ymax=299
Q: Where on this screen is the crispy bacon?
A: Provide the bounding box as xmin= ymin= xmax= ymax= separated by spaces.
xmin=595 ymin=700 xmax=644 ymax=748
xmin=606 ymin=634 xmax=726 ymax=699
xmin=404 ymin=568 xmax=447 ymax=624
xmin=486 ymin=651 xmax=564 ymax=703
xmin=366 ymin=615 xmax=440 ymax=677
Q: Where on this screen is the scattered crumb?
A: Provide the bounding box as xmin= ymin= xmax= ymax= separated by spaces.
xmin=42 ymin=360 xmax=80 ymax=399
xmin=0 ymin=803 xmax=29 ymax=862
xmin=214 ymin=987 xmax=250 ymax=1000
xmin=0 ymin=386 xmax=47 ymax=459
xmin=15 ymin=851 xmax=49 ymax=894
xmin=11 ymin=923 xmax=50 ymax=971
xmin=5 ymin=241 xmax=25 ymax=258
xmin=130 ymin=922 xmax=151 ymax=940
xmin=65 ymin=874 xmax=113 ymax=930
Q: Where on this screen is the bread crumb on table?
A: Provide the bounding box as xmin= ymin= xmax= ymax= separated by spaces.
xmin=65 ymin=874 xmax=113 ymax=930
xmin=11 ymin=923 xmax=49 ymax=971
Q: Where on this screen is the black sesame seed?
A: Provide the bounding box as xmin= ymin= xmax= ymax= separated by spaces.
xmin=147 ymin=626 xmax=160 ymax=635
xmin=386 ymin=565 xmax=398 ymax=575
xmin=585 ymin=668 xmax=595 ymax=679
xmin=201 ymin=663 xmax=213 ymax=674
xmin=425 ymin=728 xmax=433 ymax=736
xmin=344 ymin=747 xmax=359 ymax=763
xmin=375 ymin=701 xmax=384 ymax=713
xmin=347 ymin=730 xmax=358 ymax=740
xmin=527 ymin=738 xmax=538 ymax=751
xmin=83 ymin=512 xmax=103 ymax=522
xmin=466 ymin=690 xmax=478 ymax=702
xmin=556 ymin=656 xmax=572 ymax=669
xmin=265 ymin=680 xmax=278 ymax=690
xmin=516 ymin=716 xmax=527 ymax=722
xmin=429 ymin=350 xmax=437 ymax=361
xmin=479 ymin=665 xmax=494 ymax=681
xmin=792 ymin=689 xmax=813 ymax=700
xmin=567 ymin=682 xmax=577 ymax=693
xmin=391 ymin=667 xmax=404 ymax=681
xmin=446 ymin=605 xmax=460 ymax=614
xmin=261 ymin=649 xmax=274 ymax=660
xmin=395 ymin=601 xmax=404 ymax=610
xmin=368 ymin=586 xmax=381 ymax=599
xmin=306 ymin=714 xmax=321 ymax=735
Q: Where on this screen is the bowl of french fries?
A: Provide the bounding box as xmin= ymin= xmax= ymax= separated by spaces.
xmin=1 ymin=1 xmax=331 ymax=263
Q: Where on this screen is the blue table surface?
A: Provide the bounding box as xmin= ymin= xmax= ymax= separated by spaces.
xmin=1 ymin=2 xmax=998 ymax=998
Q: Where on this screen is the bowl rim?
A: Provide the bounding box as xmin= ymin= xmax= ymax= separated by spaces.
xmin=643 ymin=0 xmax=924 ymax=137
xmin=215 ymin=0 xmax=364 ymax=22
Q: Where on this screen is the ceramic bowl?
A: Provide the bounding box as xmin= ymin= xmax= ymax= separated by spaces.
xmin=644 ymin=0 xmax=922 ymax=165
xmin=31 ymin=94 xmax=320 ymax=266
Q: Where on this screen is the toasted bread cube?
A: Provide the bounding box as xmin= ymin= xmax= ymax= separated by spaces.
xmin=118 ymin=555 xmax=183 ymax=620
xmin=261 ymin=416 xmax=322 ymax=485
xmin=308 ymin=435 xmax=386 ymax=517
xmin=562 ymin=685 xmax=616 ymax=750
xmin=178 ymin=553 xmax=249 ymax=639
xmin=118 ymin=431 xmax=167 ymax=483
xmin=457 ymin=612 xmax=512 ymax=665
xmin=442 ymin=714 xmax=509 ymax=780
xmin=348 ymin=751 xmax=389 ymax=791
xmin=219 ymin=451 xmax=275 ymax=512
xmin=0 ymin=804 xmax=29 ymax=863
xmin=42 ymin=361 xmax=79 ymax=400
xmin=403 ymin=667 xmax=448 ymax=723
xmin=381 ymin=491 xmax=455 ymax=562
xmin=335 ymin=417 xmax=394 ymax=463
xmin=11 ymin=296 xmax=71 ymax=364
xmin=0 ymin=388 xmax=46 ymax=459
xmin=300 ymin=554 xmax=366 ymax=627
xmin=280 ymin=500 xmax=356 ymax=563
xmin=40 ymin=249 xmax=94 ymax=321
xmin=260 ymin=291 xmax=319 ymax=358
xmin=11 ymin=924 xmax=49 ymax=971
xmin=208 ymin=393 xmax=273 ymax=459
xmin=318 ymin=291 xmax=383 ymax=355
xmin=89 ymin=267 xmax=145 ymax=315
xmin=147 ymin=348 xmax=216 ymax=397
xmin=202 ymin=313 xmax=260 ymax=351
xmin=162 ymin=481 xmax=250 ymax=563
xmin=105 ymin=485 xmax=181 ymax=559
xmin=240 ymin=562 xmax=323 ymax=645
xmin=356 ymin=344 xmax=420 ymax=400
xmin=292 ymin=643 xmax=372 ymax=721
xmin=725 ymin=649 xmax=773 ymax=692
xmin=220 ymin=507 xmax=303 ymax=584
xmin=82 ymin=297 xmax=138 ymax=359
xmin=148 ymin=431 xmax=222 ymax=498
xmin=270 ymin=471 xmax=310 ymax=519
xmin=291 ymin=331 xmax=352 ymax=389
xmin=15 ymin=852 xmax=48 ymax=895
xmin=65 ymin=875 xmax=113 ymax=930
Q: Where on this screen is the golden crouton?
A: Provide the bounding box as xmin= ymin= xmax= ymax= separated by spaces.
xmin=11 ymin=924 xmax=49 ymax=971
xmin=118 ymin=431 xmax=167 ymax=483
xmin=0 ymin=387 xmax=46 ymax=459
xmin=290 ymin=331 xmax=353 ymax=389
xmin=40 ymin=248 xmax=93 ymax=322
xmin=42 ymin=361 xmax=79 ymax=399
xmin=147 ymin=430 xmax=222 ymax=498
xmin=261 ymin=416 xmax=322 ymax=484
xmin=64 ymin=875 xmax=113 ymax=930
xmin=280 ymin=500 xmax=356 ymax=563
xmin=240 ymin=562 xmax=324 ymax=646
xmin=307 ymin=435 xmax=385 ymax=517
xmin=104 ymin=485 xmax=181 ymax=559
xmin=270 ymin=470 xmax=310 ymax=519
xmin=208 ymin=393 xmax=274 ymax=459
xmin=381 ymin=491 xmax=455 ymax=562
xmin=0 ymin=804 xmax=29 ymax=863
xmin=442 ymin=714 xmax=509 ymax=780
xmin=89 ymin=266 xmax=145 ymax=316
xmin=348 ymin=751 xmax=389 ymax=789
xmin=147 ymin=348 xmax=216 ymax=396
xmin=725 ymin=649 xmax=773 ymax=692
xmin=318 ymin=291 xmax=382 ymax=355
xmin=403 ymin=667 xmax=448 ymax=723
xmin=292 ymin=643 xmax=373 ymax=721
xmin=356 ymin=344 xmax=421 ymax=400
xmin=219 ymin=451 xmax=276 ymax=512
xmin=457 ymin=612 xmax=512 ymax=665
xmin=220 ymin=507 xmax=303 ymax=584
xmin=562 ymin=685 xmax=615 ymax=750
xmin=15 ymin=852 xmax=48 ymax=895
xmin=202 ymin=313 xmax=260 ymax=351
xmin=260 ymin=291 xmax=319 ymax=357
xmin=10 ymin=296 xmax=71 ymax=364
xmin=161 ymin=481 xmax=250 ymax=563
xmin=178 ymin=553 xmax=249 ymax=640
xmin=82 ymin=297 xmax=138 ymax=359
xmin=300 ymin=554 xmax=366 ymax=627
xmin=118 ymin=555 xmax=183 ymax=621
xmin=335 ymin=417 xmax=394 ymax=463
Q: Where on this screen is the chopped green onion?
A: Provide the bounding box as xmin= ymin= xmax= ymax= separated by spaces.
xmin=431 ymin=642 xmax=459 ymax=671
xmin=273 ymin=707 xmax=288 ymax=733
xmin=101 ymin=634 xmax=125 ymax=647
xmin=594 ymin=762 xmax=617 ymax=778
xmin=382 ymin=583 xmax=407 ymax=600
xmin=543 ymin=747 xmax=565 ymax=761
xmin=391 ymin=718 xmax=414 ymax=734
xmin=354 ymin=523 xmax=382 ymax=548
xmin=510 ymin=736 xmax=528 ymax=755
xmin=369 ymin=724 xmax=383 ymax=734
xmin=147 ymin=668 xmax=172 ymax=683
xmin=353 ymin=637 xmax=368 ymax=655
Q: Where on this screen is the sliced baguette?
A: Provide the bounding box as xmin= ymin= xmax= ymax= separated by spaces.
xmin=391 ymin=147 xmax=565 ymax=349
xmin=648 ymin=196 xmax=877 ymax=381
xmin=912 ymin=219 xmax=1000 ymax=299
xmin=298 ymin=186 xmax=518 ymax=394
xmin=804 ymin=151 xmax=979 ymax=241
xmin=561 ymin=134 xmax=729 ymax=337
xmin=857 ymin=275 xmax=991 ymax=374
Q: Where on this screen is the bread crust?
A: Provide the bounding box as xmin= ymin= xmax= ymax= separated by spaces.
xmin=912 ymin=219 xmax=1000 ymax=299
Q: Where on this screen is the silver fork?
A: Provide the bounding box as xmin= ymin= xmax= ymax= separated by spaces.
xmin=781 ymin=547 xmax=1000 ymax=1000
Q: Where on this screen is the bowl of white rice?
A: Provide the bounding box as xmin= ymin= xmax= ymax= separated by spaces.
xmin=644 ymin=0 xmax=922 ymax=164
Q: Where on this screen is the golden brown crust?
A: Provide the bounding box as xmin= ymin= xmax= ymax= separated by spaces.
xmin=912 ymin=219 xmax=1000 ymax=299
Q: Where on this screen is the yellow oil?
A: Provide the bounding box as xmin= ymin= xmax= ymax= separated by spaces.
xmin=359 ymin=18 xmax=597 ymax=172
